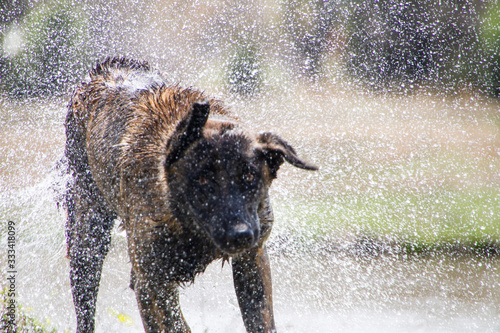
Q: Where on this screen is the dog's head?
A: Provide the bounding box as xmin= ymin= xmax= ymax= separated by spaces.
xmin=165 ymin=101 xmax=317 ymax=255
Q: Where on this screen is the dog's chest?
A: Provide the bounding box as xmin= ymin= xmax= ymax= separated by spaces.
xmin=147 ymin=230 xmax=222 ymax=283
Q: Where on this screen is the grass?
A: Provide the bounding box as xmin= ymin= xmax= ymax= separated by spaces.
xmin=0 ymin=289 xmax=58 ymax=333
xmin=274 ymin=187 xmax=500 ymax=254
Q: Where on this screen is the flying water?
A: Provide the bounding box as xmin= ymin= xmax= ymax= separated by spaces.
xmin=1 ymin=1 xmax=499 ymax=332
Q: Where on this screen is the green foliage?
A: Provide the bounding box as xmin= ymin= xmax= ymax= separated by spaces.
xmin=227 ymin=44 xmax=262 ymax=96
xmin=344 ymin=0 xmax=482 ymax=90
xmin=480 ymin=2 xmax=500 ymax=96
xmin=282 ymin=0 xmax=339 ymax=77
xmin=0 ymin=289 xmax=56 ymax=333
xmin=1 ymin=2 xmax=89 ymax=97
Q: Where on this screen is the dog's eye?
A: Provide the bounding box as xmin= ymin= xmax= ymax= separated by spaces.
xmin=198 ymin=176 xmax=208 ymax=185
xmin=243 ymin=173 xmax=255 ymax=183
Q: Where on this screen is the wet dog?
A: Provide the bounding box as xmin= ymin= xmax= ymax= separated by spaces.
xmin=64 ymin=57 xmax=317 ymax=333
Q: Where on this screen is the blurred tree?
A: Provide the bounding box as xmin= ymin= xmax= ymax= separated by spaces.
xmin=227 ymin=44 xmax=262 ymax=96
xmin=345 ymin=0 xmax=483 ymax=90
xmin=0 ymin=0 xmax=29 ymax=27
xmin=0 ymin=0 xmax=30 ymax=84
xmin=480 ymin=1 xmax=500 ymax=97
xmin=282 ymin=0 xmax=340 ymax=78
xmin=1 ymin=2 xmax=89 ymax=97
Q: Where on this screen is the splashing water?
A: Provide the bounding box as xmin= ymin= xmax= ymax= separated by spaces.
xmin=1 ymin=1 xmax=500 ymax=332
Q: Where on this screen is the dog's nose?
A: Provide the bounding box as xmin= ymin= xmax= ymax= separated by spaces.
xmin=227 ymin=223 xmax=255 ymax=250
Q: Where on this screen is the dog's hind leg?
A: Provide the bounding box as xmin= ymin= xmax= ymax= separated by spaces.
xmin=65 ymin=102 xmax=117 ymax=332
xmin=66 ymin=176 xmax=115 ymax=333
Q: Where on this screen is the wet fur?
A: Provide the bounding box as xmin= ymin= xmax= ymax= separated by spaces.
xmin=65 ymin=57 xmax=316 ymax=333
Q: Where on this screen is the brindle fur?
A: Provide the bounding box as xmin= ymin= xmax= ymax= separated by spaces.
xmin=65 ymin=57 xmax=317 ymax=333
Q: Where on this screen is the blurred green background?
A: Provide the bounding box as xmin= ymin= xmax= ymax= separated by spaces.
xmin=1 ymin=0 xmax=500 ymax=97
xmin=0 ymin=0 xmax=499 ymax=253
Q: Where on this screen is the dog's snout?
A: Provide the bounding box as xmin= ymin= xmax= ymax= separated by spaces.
xmin=227 ymin=223 xmax=255 ymax=250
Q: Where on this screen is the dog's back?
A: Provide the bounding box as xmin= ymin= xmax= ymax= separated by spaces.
xmin=66 ymin=57 xmax=231 ymax=224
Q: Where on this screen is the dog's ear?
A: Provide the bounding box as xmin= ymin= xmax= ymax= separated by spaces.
xmin=256 ymin=132 xmax=318 ymax=178
xmin=165 ymin=100 xmax=210 ymax=167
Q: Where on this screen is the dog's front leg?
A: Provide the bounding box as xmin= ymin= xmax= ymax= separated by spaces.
xmin=133 ymin=278 xmax=190 ymax=333
xmin=232 ymin=246 xmax=276 ymax=333
xmin=128 ymin=229 xmax=191 ymax=333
